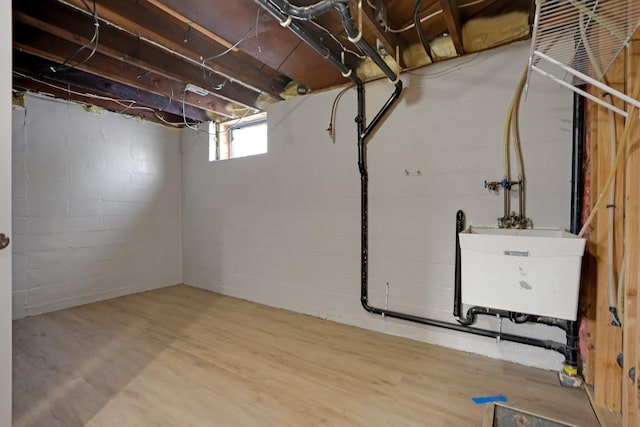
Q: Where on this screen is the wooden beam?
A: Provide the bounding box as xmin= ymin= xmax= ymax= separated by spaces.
xmin=148 ymin=0 xmax=348 ymax=89
xmin=359 ymin=0 xmax=406 ymax=68
xmin=622 ymin=35 xmax=640 ymax=427
xmin=13 ymin=76 xmax=188 ymax=126
xmin=13 ymin=50 xmax=210 ymax=122
xmin=56 ymin=0 xmax=288 ymax=98
xmin=583 ymin=93 xmax=598 ymax=386
xmin=439 ymin=0 xmax=464 ymax=55
xmin=593 ymin=51 xmax=625 ymax=411
xmin=13 ymin=23 xmax=236 ymax=119
xmin=13 ymin=0 xmax=264 ymax=109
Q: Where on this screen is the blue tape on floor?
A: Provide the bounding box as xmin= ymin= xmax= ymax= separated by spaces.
xmin=471 ymin=395 xmax=508 ymax=404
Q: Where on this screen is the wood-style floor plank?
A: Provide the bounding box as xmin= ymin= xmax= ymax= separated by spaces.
xmin=13 ymin=285 xmax=599 ymax=427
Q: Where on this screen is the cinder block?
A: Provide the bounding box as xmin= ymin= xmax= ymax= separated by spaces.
xmin=103 ymin=215 xmax=138 ymax=231
xmin=103 ymin=186 xmax=155 ymax=203
xmin=102 ymin=201 xmax=146 ymax=216
xmin=26 ymin=217 xmax=102 ymax=234
xmin=12 ymin=253 xmax=28 ymax=273
xmin=26 ymin=266 xmax=69 ymax=288
xmin=69 ymin=261 xmax=116 ymax=282
xmin=12 ymin=290 xmax=28 ymax=320
xmin=69 ymin=200 xmax=104 ymax=217
xmin=14 ymin=234 xmax=69 ymax=253
xmin=12 ymin=271 xmax=28 ymax=291
xmin=68 ymin=230 xmax=128 ymax=248
xmin=26 ymin=199 xmax=68 ymax=217
xmin=28 ymin=250 xmax=72 ymax=270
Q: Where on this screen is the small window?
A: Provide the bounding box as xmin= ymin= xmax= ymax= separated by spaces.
xmin=210 ymin=113 xmax=267 ymax=161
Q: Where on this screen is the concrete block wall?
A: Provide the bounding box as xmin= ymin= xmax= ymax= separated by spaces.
xmin=11 ymin=94 xmax=182 ymax=318
xmin=181 ymin=42 xmax=574 ymax=370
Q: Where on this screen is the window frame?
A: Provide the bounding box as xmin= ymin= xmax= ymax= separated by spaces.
xmin=210 ymin=112 xmax=267 ymax=162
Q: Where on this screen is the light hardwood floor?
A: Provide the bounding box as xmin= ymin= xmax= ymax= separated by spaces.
xmin=13 ymin=284 xmax=598 ymax=426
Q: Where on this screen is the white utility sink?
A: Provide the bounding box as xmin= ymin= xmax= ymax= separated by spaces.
xmin=458 ymin=226 xmax=586 ymax=321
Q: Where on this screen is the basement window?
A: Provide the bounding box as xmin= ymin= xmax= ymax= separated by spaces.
xmin=210 ymin=113 xmax=268 ymax=161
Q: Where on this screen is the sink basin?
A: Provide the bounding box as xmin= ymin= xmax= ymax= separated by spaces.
xmin=459 ymin=226 xmax=586 ymax=321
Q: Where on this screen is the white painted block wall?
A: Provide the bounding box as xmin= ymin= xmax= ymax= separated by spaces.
xmin=182 ymin=42 xmax=574 ymax=370
xmin=11 ymin=94 xmax=182 ymax=318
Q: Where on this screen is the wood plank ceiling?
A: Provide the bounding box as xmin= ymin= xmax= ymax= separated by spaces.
xmin=12 ymin=0 xmax=533 ymax=126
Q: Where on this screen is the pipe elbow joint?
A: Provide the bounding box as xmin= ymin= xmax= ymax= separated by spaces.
xmin=360 ymin=297 xmax=374 ymax=313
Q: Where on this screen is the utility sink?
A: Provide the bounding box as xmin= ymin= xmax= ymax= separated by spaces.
xmin=459 ymin=226 xmax=586 ymax=321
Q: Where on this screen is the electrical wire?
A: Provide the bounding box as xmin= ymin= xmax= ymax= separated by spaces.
xmin=407 ymin=49 xmax=497 ymax=78
xmin=256 ymin=7 xmax=263 ymax=54
xmin=219 ymin=39 xmax=305 ymax=136
xmin=327 ymin=84 xmax=355 ymax=143
xmin=52 ymin=0 xmax=99 ymax=73
xmin=14 ymin=71 xmax=154 ymax=113
xmin=202 ymin=26 xmax=255 ymax=64
xmin=201 ymin=24 xmax=255 ymax=91
xmin=578 ymin=69 xmax=640 ymax=237
xmin=308 ymin=19 xmax=366 ymax=59
xmin=181 ymin=89 xmax=201 ymax=131
xmin=14 ymin=70 xmax=196 ymax=128
xmin=387 ymin=0 xmax=490 ymax=33
xmin=182 ymin=39 xmax=305 ymax=157
xmin=578 ymin=7 xmax=621 ymax=326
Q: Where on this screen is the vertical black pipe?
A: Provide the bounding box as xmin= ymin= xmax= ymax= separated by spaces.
xmin=565 ymin=84 xmax=586 ymax=372
xmin=357 ymin=84 xmax=369 ymax=309
xmin=260 ymin=0 xmax=575 ymax=361
xmin=565 ymin=320 xmax=580 ymax=369
xmin=453 ymin=210 xmax=465 ymax=318
xmin=570 ymin=85 xmax=585 ymax=235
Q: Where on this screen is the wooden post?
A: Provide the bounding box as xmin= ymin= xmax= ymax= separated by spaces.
xmin=622 ymin=35 xmax=640 ymax=427
xmin=593 ymin=51 xmax=625 ymax=410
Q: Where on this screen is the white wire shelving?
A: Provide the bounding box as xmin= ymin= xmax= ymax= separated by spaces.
xmin=528 ymin=0 xmax=640 ymax=117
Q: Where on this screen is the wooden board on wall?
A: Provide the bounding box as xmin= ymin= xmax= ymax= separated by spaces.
xmin=582 ymin=94 xmax=597 ymax=386
xmin=622 ymin=35 xmax=640 ymax=427
xmin=593 ymin=50 xmax=625 ymax=411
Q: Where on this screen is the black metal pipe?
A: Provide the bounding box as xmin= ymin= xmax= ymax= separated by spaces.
xmin=564 ymin=320 xmax=580 ymax=368
xmin=562 ymin=83 xmax=586 ymax=370
xmin=361 ymin=302 xmax=567 ymax=354
xmin=261 ymin=0 xmax=574 ymax=364
xmin=453 ymin=210 xmax=465 ymax=318
xmin=266 ymin=0 xmax=350 ymax=20
xmin=570 ymin=85 xmax=585 ymax=235
xmin=413 ymin=0 xmax=435 ymax=63
xmin=256 ymin=0 xmax=362 ymax=85
xmin=355 ymin=81 xmax=568 ymax=357
xmin=334 ymin=3 xmax=399 ymax=83
xmin=362 ymin=82 xmax=403 ymax=139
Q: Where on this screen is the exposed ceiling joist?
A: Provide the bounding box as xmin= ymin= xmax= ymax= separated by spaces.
xmin=439 ymin=0 xmax=464 ymax=54
xmin=13 ymin=1 xmax=264 ymax=110
xmin=147 ymin=0 xmax=350 ymax=89
xmin=13 ymin=75 xmax=189 ymax=125
xmin=57 ymin=0 xmax=289 ymax=99
xmin=13 ymin=51 xmax=211 ymax=122
xmin=13 ymin=23 xmax=235 ymax=119
xmin=359 ymin=0 xmax=406 ymax=67
xmin=11 ymin=0 xmax=535 ymax=126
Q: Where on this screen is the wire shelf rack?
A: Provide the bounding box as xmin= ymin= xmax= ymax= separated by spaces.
xmin=528 ymin=0 xmax=640 ymax=117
